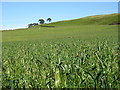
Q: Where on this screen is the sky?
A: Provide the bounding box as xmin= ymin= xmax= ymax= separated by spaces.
xmin=1 ymin=2 xmax=118 ymax=30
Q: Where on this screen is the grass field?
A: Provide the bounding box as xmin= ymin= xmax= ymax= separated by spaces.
xmin=1 ymin=13 xmax=120 ymax=88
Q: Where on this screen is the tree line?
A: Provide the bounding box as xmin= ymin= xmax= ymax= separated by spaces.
xmin=28 ymin=18 xmax=52 ymax=28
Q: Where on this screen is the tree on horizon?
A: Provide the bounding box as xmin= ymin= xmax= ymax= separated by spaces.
xmin=47 ymin=18 xmax=52 ymax=23
xmin=38 ymin=19 xmax=45 ymax=24
xmin=28 ymin=23 xmax=34 ymax=28
xmin=33 ymin=23 xmax=38 ymax=26
xmin=28 ymin=23 xmax=38 ymax=28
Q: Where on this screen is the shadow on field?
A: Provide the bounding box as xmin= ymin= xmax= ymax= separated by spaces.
xmin=40 ymin=25 xmax=56 ymax=27
xmin=109 ymin=22 xmax=120 ymax=25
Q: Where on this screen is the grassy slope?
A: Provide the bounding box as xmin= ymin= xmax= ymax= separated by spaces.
xmin=2 ymin=14 xmax=119 ymax=88
xmin=2 ymin=13 xmax=119 ymax=42
xmin=48 ymin=13 xmax=119 ymax=26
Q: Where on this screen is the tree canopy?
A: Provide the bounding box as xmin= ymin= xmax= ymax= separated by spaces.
xmin=38 ymin=19 xmax=45 ymax=24
xmin=28 ymin=23 xmax=38 ymax=28
xmin=47 ymin=18 xmax=52 ymax=23
xmin=28 ymin=18 xmax=52 ymax=28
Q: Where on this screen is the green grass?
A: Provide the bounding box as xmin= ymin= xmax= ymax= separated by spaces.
xmin=47 ymin=13 xmax=120 ymax=26
xmin=2 ymin=13 xmax=119 ymax=42
xmin=2 ymin=25 xmax=118 ymax=42
xmin=2 ymin=39 xmax=119 ymax=88
xmin=1 ymin=13 xmax=120 ymax=88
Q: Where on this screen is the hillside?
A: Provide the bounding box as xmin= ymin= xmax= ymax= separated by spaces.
xmin=2 ymin=13 xmax=119 ymax=88
xmin=44 ymin=13 xmax=120 ymax=26
xmin=2 ymin=13 xmax=119 ymax=42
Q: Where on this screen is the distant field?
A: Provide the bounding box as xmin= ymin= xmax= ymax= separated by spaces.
xmin=2 ymin=13 xmax=119 ymax=88
xmin=2 ymin=25 xmax=118 ymax=42
xmin=2 ymin=13 xmax=119 ymax=42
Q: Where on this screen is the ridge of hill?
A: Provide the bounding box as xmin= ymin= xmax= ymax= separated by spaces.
xmin=1 ymin=13 xmax=120 ymax=31
xmin=2 ymin=13 xmax=119 ymax=42
xmin=46 ymin=13 xmax=120 ymax=26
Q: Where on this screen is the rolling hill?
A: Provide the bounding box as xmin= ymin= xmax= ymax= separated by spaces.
xmin=2 ymin=13 xmax=119 ymax=42
xmin=45 ymin=13 xmax=120 ymax=26
xmin=2 ymin=13 xmax=119 ymax=88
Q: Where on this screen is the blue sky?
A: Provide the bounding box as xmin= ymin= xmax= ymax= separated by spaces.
xmin=2 ymin=2 xmax=118 ymax=30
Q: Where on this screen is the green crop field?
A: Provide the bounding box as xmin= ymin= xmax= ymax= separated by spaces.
xmin=1 ymin=13 xmax=120 ymax=88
